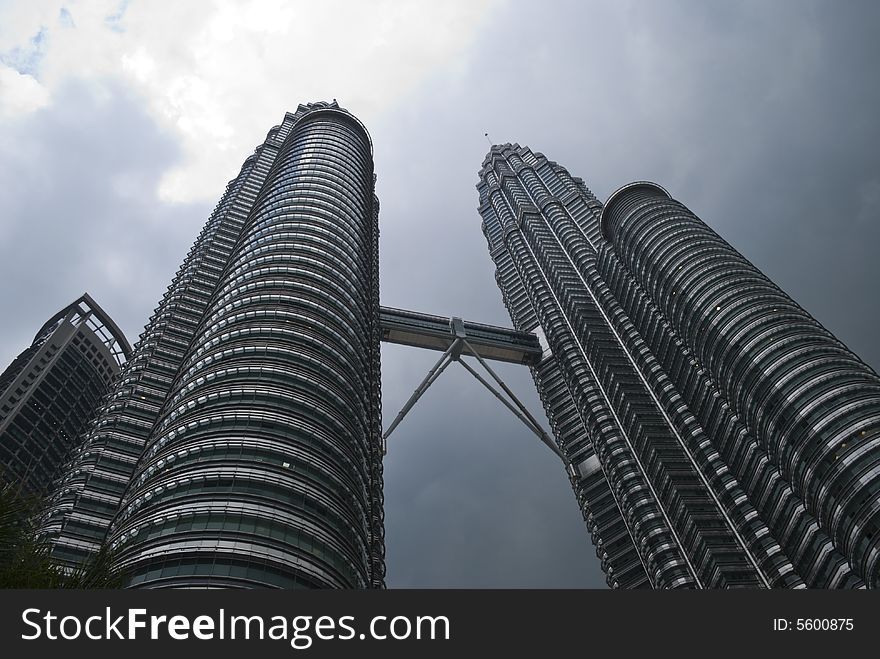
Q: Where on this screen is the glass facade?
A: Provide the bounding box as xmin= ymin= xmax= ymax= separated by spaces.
xmin=41 ymin=102 xmax=385 ymax=588
xmin=26 ymin=112 xmax=877 ymax=589
xmin=0 ymin=294 xmax=130 ymax=498
xmin=478 ymin=144 xmax=878 ymax=588
xmin=600 ymin=183 xmax=880 ymax=587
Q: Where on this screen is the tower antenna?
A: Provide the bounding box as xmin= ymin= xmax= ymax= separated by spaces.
xmin=484 ymin=132 xmax=492 ymax=146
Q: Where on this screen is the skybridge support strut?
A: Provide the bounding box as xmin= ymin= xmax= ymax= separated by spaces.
xmin=381 ymin=339 xmax=459 ymax=451
xmin=380 ymin=309 xmax=563 ymax=462
xmin=459 ymin=338 xmax=562 ymax=459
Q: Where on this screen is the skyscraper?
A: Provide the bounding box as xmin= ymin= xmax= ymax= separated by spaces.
xmin=21 ymin=113 xmax=878 ymax=590
xmin=0 ymin=294 xmax=130 ymax=498
xmin=41 ymin=102 xmax=385 ymax=588
xmin=477 ymin=144 xmax=880 ymax=588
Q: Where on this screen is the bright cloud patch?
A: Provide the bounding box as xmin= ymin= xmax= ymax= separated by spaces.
xmin=0 ymin=0 xmax=501 ymax=202
xmin=0 ymin=64 xmax=49 ymax=117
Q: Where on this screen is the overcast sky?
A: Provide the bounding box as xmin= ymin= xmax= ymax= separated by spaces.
xmin=2 ymin=0 xmax=879 ymax=588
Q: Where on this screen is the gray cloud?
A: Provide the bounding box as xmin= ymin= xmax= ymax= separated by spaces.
xmin=0 ymin=79 xmax=212 ymax=355
xmin=374 ymin=0 xmax=880 ymax=586
xmin=2 ymin=0 xmax=879 ymax=588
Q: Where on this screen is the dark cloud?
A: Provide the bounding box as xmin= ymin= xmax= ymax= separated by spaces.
xmin=373 ymin=0 xmax=880 ymax=586
xmin=382 ymin=345 xmax=596 ymax=587
xmin=2 ymin=0 xmax=879 ymax=588
xmin=0 ymin=79 xmax=212 ymax=361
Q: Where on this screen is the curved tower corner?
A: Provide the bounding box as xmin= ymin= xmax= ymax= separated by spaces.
xmin=43 ymin=102 xmax=384 ymax=588
xmin=601 ymin=182 xmax=880 ymax=588
xmin=476 ymin=145 xmax=875 ymax=589
xmin=108 ymin=104 xmax=385 ymax=588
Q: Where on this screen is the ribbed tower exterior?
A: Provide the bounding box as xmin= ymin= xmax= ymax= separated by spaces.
xmin=42 ymin=102 xmax=385 ymax=588
xmin=478 ymin=144 xmax=879 ymax=588
xmin=0 ymin=294 xmax=130 ymax=498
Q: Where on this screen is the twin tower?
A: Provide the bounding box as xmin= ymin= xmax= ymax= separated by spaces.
xmin=3 ymin=101 xmax=879 ymax=588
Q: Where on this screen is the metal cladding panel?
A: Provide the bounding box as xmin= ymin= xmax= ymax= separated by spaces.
xmin=477 ymin=144 xmax=818 ymax=589
xmin=602 ymin=184 xmax=880 ymax=588
xmin=0 ymin=296 xmax=126 ymax=498
xmin=40 ymin=124 xmax=284 ymax=569
xmin=477 ymin=146 xmax=654 ymax=589
xmin=595 ymin=241 xmax=860 ymax=588
xmin=108 ymin=106 xmax=384 ymax=589
xmin=378 ymin=306 xmax=543 ymax=365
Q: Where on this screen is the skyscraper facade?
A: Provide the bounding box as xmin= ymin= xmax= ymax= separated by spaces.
xmin=477 ymin=144 xmax=880 ymax=589
xmin=19 ymin=114 xmax=878 ymax=590
xmin=0 ymin=294 xmax=130 ymax=498
xmin=41 ymin=102 xmax=385 ymax=588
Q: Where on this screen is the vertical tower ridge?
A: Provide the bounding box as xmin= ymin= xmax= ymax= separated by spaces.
xmin=478 ymin=144 xmax=878 ymax=588
xmin=39 ymin=102 xmax=385 ymax=588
